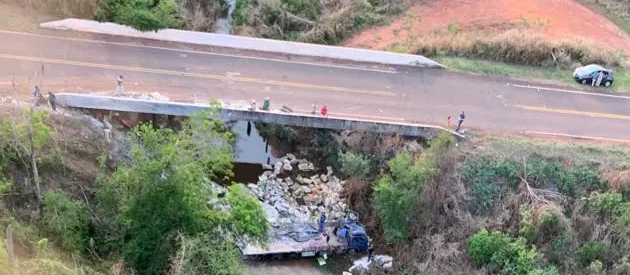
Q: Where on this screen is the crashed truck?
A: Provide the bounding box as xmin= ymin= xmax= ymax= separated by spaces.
xmin=238 ymin=210 xmax=370 ymax=259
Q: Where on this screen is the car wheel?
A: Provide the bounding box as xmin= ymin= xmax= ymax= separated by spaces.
xmin=605 ymin=81 xmax=612 ymax=87
xmin=581 ymin=79 xmax=587 ymax=85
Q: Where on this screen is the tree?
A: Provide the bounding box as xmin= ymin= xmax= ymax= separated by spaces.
xmin=96 ymin=0 xmax=182 ymax=32
xmin=372 ymin=152 xmax=434 ymax=243
xmin=339 ymin=151 xmax=371 ymax=179
xmin=372 ymin=133 xmax=454 ymax=243
xmin=40 ymin=191 xmax=90 ymax=253
xmin=169 ymin=233 xmax=247 ymax=275
xmin=95 ymin=106 xmax=267 ymax=275
xmin=0 ymin=109 xmax=54 ymax=205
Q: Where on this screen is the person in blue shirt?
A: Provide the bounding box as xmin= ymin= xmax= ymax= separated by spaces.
xmin=319 ymin=212 xmax=327 ymax=233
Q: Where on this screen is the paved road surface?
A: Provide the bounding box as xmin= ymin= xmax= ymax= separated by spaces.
xmin=1 ymin=29 xmax=630 ymax=141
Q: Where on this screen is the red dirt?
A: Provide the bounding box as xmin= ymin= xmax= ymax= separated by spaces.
xmin=345 ymin=0 xmax=630 ymax=53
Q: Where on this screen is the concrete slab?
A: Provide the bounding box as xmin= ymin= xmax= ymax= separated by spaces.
xmin=40 ymin=19 xmax=444 ymax=69
xmin=53 ymin=93 xmax=464 ymax=139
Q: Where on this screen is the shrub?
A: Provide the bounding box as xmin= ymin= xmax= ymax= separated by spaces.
xmin=587 ymin=192 xmax=624 ymax=216
xmin=413 ymin=30 xmax=626 ymax=68
xmin=115 ymin=4 xmax=167 ymax=31
xmin=339 ymin=151 xmax=371 ymax=179
xmin=97 ymin=0 xmax=182 ymax=31
xmin=173 ymin=233 xmax=247 ymax=275
xmin=613 ymin=203 xmax=630 ymax=250
xmin=528 ymin=266 xmax=560 ymax=275
xmin=587 ymin=260 xmax=606 ymax=275
xmin=548 ymin=234 xmax=571 ymax=266
xmin=614 ymin=257 xmax=630 ymax=275
xmin=577 ymin=241 xmax=612 ymax=267
xmin=280 ymin=0 xmax=319 ymax=20
xmin=558 ymin=166 xmax=604 ymax=196
xmin=460 ymin=157 xmax=519 ymax=214
xmin=373 ymin=152 xmax=435 ymax=243
xmin=519 ymin=206 xmax=568 ymax=245
xmin=470 ymin=182 xmax=501 ymax=214
xmin=468 ymin=229 xmax=513 ymax=267
xmin=622 ymin=183 xmax=630 ymax=201
xmin=468 ymin=229 xmax=542 ymax=275
xmin=40 ymin=191 xmax=90 ymax=252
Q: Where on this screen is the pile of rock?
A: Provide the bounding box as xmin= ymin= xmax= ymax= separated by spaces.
xmin=246 ymin=154 xmax=347 ymax=226
xmin=348 ymin=255 xmax=394 ymax=274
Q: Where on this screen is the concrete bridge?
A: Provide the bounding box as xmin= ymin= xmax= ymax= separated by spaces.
xmin=55 ymin=93 xmax=463 ymax=139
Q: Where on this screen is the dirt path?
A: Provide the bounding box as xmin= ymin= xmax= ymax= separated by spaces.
xmin=345 ymin=0 xmax=630 ymax=53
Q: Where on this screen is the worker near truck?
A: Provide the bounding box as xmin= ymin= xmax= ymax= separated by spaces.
xmin=319 ymin=213 xmax=327 ymax=233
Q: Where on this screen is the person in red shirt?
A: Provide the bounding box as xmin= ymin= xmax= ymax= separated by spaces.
xmin=320 ymin=105 xmax=328 ymax=117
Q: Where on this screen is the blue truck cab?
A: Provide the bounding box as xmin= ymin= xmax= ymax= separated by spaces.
xmin=336 ymin=210 xmax=369 ymax=252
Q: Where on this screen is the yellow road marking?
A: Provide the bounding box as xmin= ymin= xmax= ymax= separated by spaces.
xmin=0 ymin=29 xmax=398 ymax=74
xmin=0 ymin=53 xmax=396 ymax=97
xmin=515 ymin=104 xmax=630 ymax=121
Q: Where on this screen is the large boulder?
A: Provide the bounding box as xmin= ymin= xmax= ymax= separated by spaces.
xmin=262 ymin=202 xmax=279 ymax=226
xmin=298 ymin=163 xmax=310 ymax=171
xmin=274 ymin=161 xmax=283 ymax=175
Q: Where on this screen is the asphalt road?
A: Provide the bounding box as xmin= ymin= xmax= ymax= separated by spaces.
xmin=1 ymin=29 xmax=630 ymax=141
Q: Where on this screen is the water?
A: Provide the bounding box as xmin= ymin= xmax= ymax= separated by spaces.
xmin=231 ymin=121 xmax=279 ymax=183
xmin=216 ymin=0 xmax=237 ymax=34
xmin=232 ymin=121 xmax=278 ymax=164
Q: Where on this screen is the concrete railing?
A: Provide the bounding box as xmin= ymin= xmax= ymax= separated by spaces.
xmin=41 ymin=19 xmax=444 ymax=69
xmin=54 ymin=93 xmax=463 ymax=139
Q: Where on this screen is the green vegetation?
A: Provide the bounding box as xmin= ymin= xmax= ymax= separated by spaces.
xmin=373 ymin=152 xmax=434 ymax=243
xmin=413 ymin=30 xmax=626 ymax=68
xmin=577 ymin=241 xmax=613 ymax=267
xmin=436 ymin=56 xmax=630 ymax=93
xmin=468 ymin=229 xmax=555 ymax=275
xmin=40 ymin=190 xmax=90 ymax=252
xmin=0 ymin=104 xmax=267 ymax=275
xmin=373 ymin=133 xmax=453 ymax=243
xmin=96 ymin=0 xmax=181 ymax=31
xmin=339 ymin=151 xmax=371 ymax=179
xmin=69 ymin=0 xmax=402 ymax=42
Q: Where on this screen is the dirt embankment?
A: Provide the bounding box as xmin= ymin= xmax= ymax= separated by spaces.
xmin=345 ymin=0 xmax=630 ymax=54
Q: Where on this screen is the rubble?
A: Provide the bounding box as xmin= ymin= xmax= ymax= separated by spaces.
xmin=349 ymin=255 xmax=394 ymax=274
xmin=246 ymin=154 xmax=348 ymax=225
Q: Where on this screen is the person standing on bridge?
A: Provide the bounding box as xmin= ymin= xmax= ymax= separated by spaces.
xmin=321 ymin=105 xmax=328 ymax=117
xmin=48 ymin=92 xmax=57 ymax=111
xmin=456 ymin=111 xmax=465 ymax=132
xmin=262 ymin=97 xmax=270 ymax=111
xmin=115 ymin=75 xmax=124 ymax=94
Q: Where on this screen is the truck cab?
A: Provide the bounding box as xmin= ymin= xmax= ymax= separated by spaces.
xmin=335 ymin=210 xmax=369 ymax=252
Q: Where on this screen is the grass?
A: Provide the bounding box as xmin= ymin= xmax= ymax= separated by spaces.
xmin=434 ymin=56 xmax=630 ymax=93
xmin=413 ymin=30 xmax=626 ymax=68
xmin=475 ymin=134 xmax=630 ymax=169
